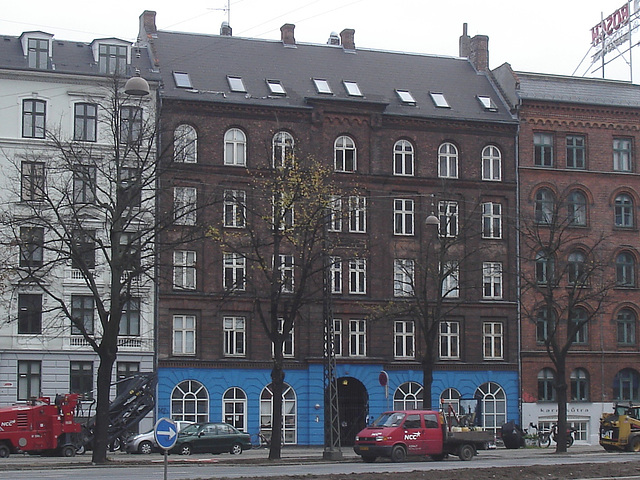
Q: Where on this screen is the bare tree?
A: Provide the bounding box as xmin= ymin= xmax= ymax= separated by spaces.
xmin=0 ymin=77 xmax=212 ymax=463
xmin=519 ymin=187 xmax=613 ymax=452
xmin=209 ymin=157 xmax=351 ymax=459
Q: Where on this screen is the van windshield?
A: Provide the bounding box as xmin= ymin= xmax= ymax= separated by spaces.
xmin=372 ymin=412 xmax=405 ymax=427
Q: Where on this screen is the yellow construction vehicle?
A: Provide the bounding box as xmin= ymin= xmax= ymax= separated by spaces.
xmin=599 ymin=403 xmax=640 ymax=452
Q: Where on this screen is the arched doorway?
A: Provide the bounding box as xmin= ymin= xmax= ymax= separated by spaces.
xmin=336 ymin=377 xmax=368 ymax=446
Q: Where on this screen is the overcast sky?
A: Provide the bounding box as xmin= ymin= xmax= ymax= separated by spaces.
xmin=1 ymin=0 xmax=638 ymax=82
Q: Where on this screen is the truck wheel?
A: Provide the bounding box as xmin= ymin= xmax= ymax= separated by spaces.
xmin=628 ymin=436 xmax=640 ymax=452
xmin=458 ymin=444 xmax=475 ymax=461
xmin=390 ymin=445 xmax=406 ymax=463
xmin=361 ymin=455 xmax=377 ymax=463
xmin=61 ymin=445 xmax=76 ymax=457
xmin=0 ymin=444 xmax=10 ymax=458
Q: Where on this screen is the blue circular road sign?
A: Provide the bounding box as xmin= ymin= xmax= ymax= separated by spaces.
xmin=154 ymin=417 xmax=178 ymax=450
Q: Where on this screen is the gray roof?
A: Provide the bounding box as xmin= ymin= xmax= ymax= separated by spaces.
xmin=0 ymin=32 xmax=156 ymax=81
xmin=515 ymin=71 xmax=640 ymax=108
xmin=151 ymin=30 xmax=516 ymax=124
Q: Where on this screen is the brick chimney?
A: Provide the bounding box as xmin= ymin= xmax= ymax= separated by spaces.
xmin=140 ymin=10 xmax=157 ymax=37
xmin=459 ymin=23 xmax=470 ymax=58
xmin=340 ymin=28 xmax=355 ymax=51
xmin=281 ymin=24 xmax=296 ymax=46
xmin=458 ymin=23 xmax=489 ymax=72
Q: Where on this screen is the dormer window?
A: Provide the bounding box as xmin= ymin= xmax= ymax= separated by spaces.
xmin=430 ymin=92 xmax=450 ymax=108
xmin=173 ymin=72 xmax=193 ymax=89
xmin=28 ymin=38 xmax=49 ymax=69
xmin=396 ymin=89 xmax=416 ymax=105
xmin=313 ymin=78 xmax=333 ymax=94
xmin=478 ymin=95 xmax=498 ymax=112
xmin=343 ymin=81 xmax=362 ymax=97
xmin=98 ymin=44 xmax=127 ymax=74
xmin=227 ymin=76 xmax=246 ymax=92
xmin=266 ymin=79 xmax=286 ymax=95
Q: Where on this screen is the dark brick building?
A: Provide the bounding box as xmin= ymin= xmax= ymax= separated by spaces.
xmin=139 ymin=12 xmax=518 ymax=445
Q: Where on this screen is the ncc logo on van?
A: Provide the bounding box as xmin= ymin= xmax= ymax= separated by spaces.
xmin=404 ymin=431 xmax=422 ymax=440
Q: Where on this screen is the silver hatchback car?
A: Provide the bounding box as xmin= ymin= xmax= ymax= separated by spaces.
xmin=125 ymin=421 xmax=194 ymax=454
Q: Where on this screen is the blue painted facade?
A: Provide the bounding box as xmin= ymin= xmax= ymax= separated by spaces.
xmin=158 ymin=364 xmax=518 ymax=445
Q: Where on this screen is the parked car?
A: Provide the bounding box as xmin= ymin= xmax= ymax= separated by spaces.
xmin=125 ymin=420 xmax=194 ymax=454
xmin=170 ymin=422 xmax=252 ymax=456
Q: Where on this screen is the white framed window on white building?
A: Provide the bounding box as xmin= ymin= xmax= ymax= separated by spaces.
xmin=394 ymin=198 xmax=414 ymax=235
xmin=394 ymin=259 xmax=414 ymax=297
xmin=349 ymin=258 xmax=367 ymax=294
xmin=394 ymin=320 xmax=415 ymax=359
xmin=483 ymin=321 xmax=503 ymax=360
xmin=348 ymin=196 xmax=367 ymax=233
xmin=223 ymin=253 xmax=246 ymax=291
xmin=173 ymin=314 xmax=196 ymax=355
xmin=482 ymin=202 xmax=502 ymax=239
xmin=439 ymin=321 xmax=460 ymax=359
xmin=173 ymin=250 xmax=196 ymax=290
xmin=483 ymin=262 xmax=503 ymax=299
xmin=223 ymin=316 xmax=246 ymax=357
xmin=349 ymin=319 xmax=367 ymax=357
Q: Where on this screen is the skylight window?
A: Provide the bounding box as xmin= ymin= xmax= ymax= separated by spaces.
xmin=396 ymin=89 xmax=416 ymax=105
xmin=266 ymin=79 xmax=286 ymax=95
xmin=430 ymin=92 xmax=450 ymax=108
xmin=173 ymin=72 xmax=193 ymax=89
xmin=477 ymin=95 xmax=498 ymax=112
xmin=227 ymin=76 xmax=247 ymax=92
xmin=343 ymin=81 xmax=363 ymax=97
xmin=313 ymin=78 xmax=333 ymax=94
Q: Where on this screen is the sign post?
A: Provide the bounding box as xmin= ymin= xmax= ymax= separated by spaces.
xmin=154 ymin=417 xmax=178 ymax=480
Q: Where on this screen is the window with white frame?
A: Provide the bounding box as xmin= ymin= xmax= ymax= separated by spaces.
xmin=394 ymin=199 xmax=414 ymax=235
xmin=223 ymin=316 xmax=246 ymax=356
xmin=332 ymin=319 xmax=343 ymax=356
xmin=277 ymin=318 xmax=295 ymax=357
xmin=442 ymin=262 xmax=459 ymax=298
xmin=614 ymin=138 xmax=632 ymax=172
xmin=438 ymin=142 xmax=458 ymax=178
xmin=224 ymin=128 xmax=246 ymax=166
xmin=483 ymin=262 xmax=503 ymax=299
xmin=349 ymin=319 xmax=366 ymax=356
xmin=223 ymin=387 xmax=247 ymax=431
xmin=534 ymin=133 xmax=554 ymax=167
xmin=439 ymin=321 xmax=460 ymax=359
xmin=173 ymin=250 xmax=196 ymax=290
xmin=483 ymin=321 xmax=503 ymax=359
xmin=277 ymin=255 xmax=294 ymax=293
xmin=349 ymin=258 xmax=366 ymax=294
xmin=348 ymin=196 xmax=366 ymax=233
xmin=482 ymin=145 xmax=501 ymax=181
xmin=334 ymin=136 xmax=356 ymax=172
xmin=223 ymin=190 xmax=246 ymax=228
xmin=393 ymin=140 xmax=414 ymax=176
xmin=273 ymin=194 xmax=294 ymax=230
xmin=328 ymin=195 xmax=342 ymax=232
xmin=394 ymin=320 xmax=415 ymax=359
xmin=171 ymin=380 xmax=209 ymax=423
xmin=394 ymin=382 xmax=423 ymax=410
xmin=223 ymin=253 xmax=246 ymax=291
xmin=394 ymin=259 xmax=414 ymax=297
xmin=482 ymin=202 xmax=502 ymax=239
xmin=174 ymin=124 xmax=198 ymax=163
xmin=438 ymin=201 xmax=458 ymax=237
xmin=173 ymin=314 xmax=196 ymax=355
xmin=174 ymin=187 xmax=197 ymax=225
xmin=273 ymin=131 xmax=294 ymax=167
xmin=330 ymin=256 xmax=342 ymax=294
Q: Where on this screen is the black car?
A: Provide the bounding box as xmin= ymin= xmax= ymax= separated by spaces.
xmin=170 ymin=422 xmax=252 ymax=455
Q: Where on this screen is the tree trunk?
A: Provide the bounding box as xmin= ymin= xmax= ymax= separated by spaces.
xmin=269 ymin=357 xmax=285 ymax=460
xmin=91 ymin=348 xmax=116 ymax=463
xmin=422 ymin=355 xmax=434 ymax=409
xmin=555 ymin=359 xmax=568 ymax=453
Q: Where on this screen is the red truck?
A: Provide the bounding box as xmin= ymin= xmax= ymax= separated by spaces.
xmin=0 ymin=393 xmax=83 ymax=458
xmin=354 ymin=409 xmax=494 ymax=462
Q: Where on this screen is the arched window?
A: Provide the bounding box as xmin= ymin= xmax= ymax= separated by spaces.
xmin=438 ymin=142 xmax=458 ymax=178
xmin=393 ymin=140 xmax=414 ymax=176
xmin=393 ymin=381 xmax=423 ymax=410
xmin=538 ymin=368 xmax=556 ymax=401
xmin=224 ymin=128 xmax=246 ymax=166
xmin=616 ymin=252 xmax=636 ymax=287
xmin=475 ymin=382 xmax=506 ymax=432
xmin=260 ymin=383 xmax=297 ymax=444
xmin=272 ymin=131 xmax=294 ymax=167
xmin=171 ymin=380 xmax=209 ymax=423
xmin=567 ymin=190 xmax=587 ymax=226
xmin=568 ymin=251 xmax=586 ymax=285
xmin=571 ymin=368 xmax=589 ymax=401
xmin=571 ymin=307 xmax=588 ymax=344
xmin=535 ymin=188 xmax=554 ymax=224
xmin=174 ymin=124 xmax=197 ymax=163
xmin=613 ymin=368 xmax=640 ymax=401
xmin=482 ymin=145 xmax=501 ymax=181
xmin=334 ymin=135 xmax=356 ymax=172
xmin=535 ymin=250 xmax=554 ymax=285
xmin=617 ymin=308 xmax=637 ymax=345
xmin=223 ymin=387 xmax=247 ymax=432
xmin=440 ymin=388 xmax=461 ymax=415
xmin=615 ymin=194 xmax=633 ymax=227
